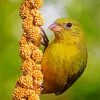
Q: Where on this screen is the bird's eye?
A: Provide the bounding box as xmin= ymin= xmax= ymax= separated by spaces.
xmin=66 ymin=23 xmax=72 ymax=28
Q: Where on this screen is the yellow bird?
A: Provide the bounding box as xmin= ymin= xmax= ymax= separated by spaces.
xmin=41 ymin=18 xmax=87 ymax=95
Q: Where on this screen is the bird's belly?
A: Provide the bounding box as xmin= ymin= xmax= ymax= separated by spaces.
xmin=42 ymin=58 xmax=76 ymax=92
xmin=42 ymin=63 xmax=68 ymax=93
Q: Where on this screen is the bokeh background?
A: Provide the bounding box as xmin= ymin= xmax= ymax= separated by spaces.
xmin=0 ymin=0 xmax=100 ymax=100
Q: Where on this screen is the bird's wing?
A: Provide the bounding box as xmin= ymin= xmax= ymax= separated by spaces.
xmin=55 ymin=61 xmax=86 ymax=95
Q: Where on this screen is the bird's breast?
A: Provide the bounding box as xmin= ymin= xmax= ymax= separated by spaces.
xmin=42 ymin=42 xmax=86 ymax=93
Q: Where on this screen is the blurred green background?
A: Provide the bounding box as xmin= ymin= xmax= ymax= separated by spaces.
xmin=0 ymin=0 xmax=100 ymax=100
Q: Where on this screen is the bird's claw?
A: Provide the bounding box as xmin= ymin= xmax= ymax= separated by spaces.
xmin=40 ymin=27 xmax=49 ymax=51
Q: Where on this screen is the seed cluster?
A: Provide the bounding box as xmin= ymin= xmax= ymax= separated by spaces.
xmin=13 ymin=0 xmax=44 ymax=100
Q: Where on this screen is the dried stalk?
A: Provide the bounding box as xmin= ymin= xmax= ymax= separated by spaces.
xmin=13 ymin=0 xmax=44 ymax=100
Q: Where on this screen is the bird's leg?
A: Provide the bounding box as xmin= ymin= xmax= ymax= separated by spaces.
xmin=40 ymin=27 xmax=49 ymax=52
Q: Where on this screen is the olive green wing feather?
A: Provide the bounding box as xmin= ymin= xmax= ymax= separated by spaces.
xmin=55 ymin=61 xmax=87 ymax=95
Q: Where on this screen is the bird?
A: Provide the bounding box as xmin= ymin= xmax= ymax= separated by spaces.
xmin=41 ymin=18 xmax=87 ymax=95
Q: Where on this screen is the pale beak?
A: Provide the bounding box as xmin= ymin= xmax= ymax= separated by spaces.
xmin=48 ymin=23 xmax=61 ymax=32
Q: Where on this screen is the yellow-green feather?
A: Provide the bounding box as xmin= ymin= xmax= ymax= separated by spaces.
xmin=41 ymin=18 xmax=87 ymax=94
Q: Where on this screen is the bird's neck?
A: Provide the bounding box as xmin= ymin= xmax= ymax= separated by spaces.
xmin=54 ymin=35 xmax=85 ymax=48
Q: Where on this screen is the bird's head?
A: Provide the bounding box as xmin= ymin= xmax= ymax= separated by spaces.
xmin=49 ymin=18 xmax=84 ymax=44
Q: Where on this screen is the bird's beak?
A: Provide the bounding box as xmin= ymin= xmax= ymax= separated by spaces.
xmin=48 ymin=23 xmax=61 ymax=32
